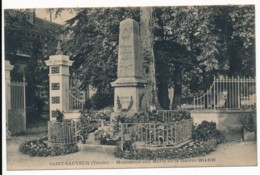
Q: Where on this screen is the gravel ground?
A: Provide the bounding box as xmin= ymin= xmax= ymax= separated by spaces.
xmin=5 ymin=120 xmax=258 ymax=170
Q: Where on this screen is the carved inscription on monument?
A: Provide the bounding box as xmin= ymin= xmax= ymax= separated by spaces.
xmin=118 ymin=18 xmax=141 ymax=78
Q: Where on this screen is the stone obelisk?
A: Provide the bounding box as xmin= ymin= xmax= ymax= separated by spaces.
xmin=111 ymin=18 xmax=147 ymax=116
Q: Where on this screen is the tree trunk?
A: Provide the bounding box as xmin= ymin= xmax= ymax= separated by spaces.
xmin=140 ymin=7 xmax=160 ymax=109
xmin=158 ymin=74 xmax=170 ymax=109
xmin=228 ymin=38 xmax=243 ymax=76
xmin=172 ymin=63 xmax=182 ymax=109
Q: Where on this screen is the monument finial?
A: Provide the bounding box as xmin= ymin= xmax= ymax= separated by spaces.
xmin=55 ymin=34 xmax=64 ymax=55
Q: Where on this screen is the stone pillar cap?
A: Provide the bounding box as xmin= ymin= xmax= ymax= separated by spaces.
xmin=5 ymin=60 xmax=14 ymax=70
xmin=45 ymin=55 xmax=73 ymax=66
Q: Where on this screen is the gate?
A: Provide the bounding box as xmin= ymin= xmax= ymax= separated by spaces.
xmin=69 ymin=90 xmax=85 ymax=110
xmin=194 ymin=76 xmax=256 ymax=110
xmin=8 ymin=77 xmax=27 ymax=135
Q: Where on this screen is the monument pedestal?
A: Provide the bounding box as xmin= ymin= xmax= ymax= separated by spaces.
xmin=111 ymin=77 xmax=147 ymax=116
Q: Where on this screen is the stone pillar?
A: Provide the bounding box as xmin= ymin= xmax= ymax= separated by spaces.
xmin=45 ymin=55 xmax=73 ymax=121
xmin=5 ymin=61 xmax=14 ymax=128
xmin=111 ymin=18 xmax=147 ymax=116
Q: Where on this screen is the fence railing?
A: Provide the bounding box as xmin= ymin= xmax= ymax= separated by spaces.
xmin=69 ymin=90 xmax=85 ymax=110
xmin=194 ymin=76 xmax=256 ymax=110
xmin=48 ymin=120 xmax=77 ymax=145
xmin=120 ymin=119 xmax=193 ymax=150
xmin=157 ymin=110 xmax=176 ymax=122
xmin=10 ymin=79 xmax=26 ymax=110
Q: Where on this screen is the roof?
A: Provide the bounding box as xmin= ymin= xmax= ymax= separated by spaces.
xmin=5 ymin=9 xmax=63 ymax=38
xmin=33 ymin=17 xmax=63 ymax=36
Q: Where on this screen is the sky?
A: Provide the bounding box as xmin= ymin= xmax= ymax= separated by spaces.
xmin=35 ymin=9 xmax=75 ymax=25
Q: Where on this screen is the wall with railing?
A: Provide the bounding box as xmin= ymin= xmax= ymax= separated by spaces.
xmin=194 ymin=76 xmax=256 ymax=110
xmin=120 ymin=119 xmax=193 ymax=150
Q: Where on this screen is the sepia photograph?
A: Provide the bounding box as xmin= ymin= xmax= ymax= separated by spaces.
xmin=2 ymin=0 xmax=259 ymax=174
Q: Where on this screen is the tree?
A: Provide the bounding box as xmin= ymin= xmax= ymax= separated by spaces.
xmin=213 ymin=6 xmax=255 ymax=77
xmin=153 ymin=6 xmax=222 ymax=109
xmin=140 ymin=7 xmax=161 ymax=109
xmin=5 ymin=9 xmax=50 ymax=121
xmin=153 ymin=6 xmax=255 ymax=109
xmin=60 ymin=6 xmax=255 ymax=110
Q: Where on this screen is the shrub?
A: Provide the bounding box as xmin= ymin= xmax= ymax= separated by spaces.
xmin=54 ymin=109 xmax=64 ymax=122
xmin=192 ymin=121 xmax=225 ymax=143
xmin=114 ymin=110 xmax=191 ymax=124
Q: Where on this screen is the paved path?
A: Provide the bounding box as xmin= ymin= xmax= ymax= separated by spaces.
xmin=5 ymin=120 xmax=257 ymax=170
xmin=6 ymin=139 xmax=257 ymax=170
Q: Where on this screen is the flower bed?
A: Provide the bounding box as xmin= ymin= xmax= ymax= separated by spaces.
xmin=94 ymin=129 xmax=119 ymax=145
xmin=19 ymin=138 xmax=79 ymax=157
xmin=114 ymin=139 xmax=218 ymax=159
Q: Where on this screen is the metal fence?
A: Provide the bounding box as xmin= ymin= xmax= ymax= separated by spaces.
xmin=194 ymin=76 xmax=256 ymax=110
xmin=48 ymin=120 xmax=77 ymax=145
xmin=120 ymin=119 xmax=193 ymax=150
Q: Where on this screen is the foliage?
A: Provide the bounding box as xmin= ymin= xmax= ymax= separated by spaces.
xmin=26 ymin=107 xmax=42 ymax=124
xmin=114 ymin=139 xmax=217 ymax=159
xmin=192 ymin=121 xmax=225 ymax=143
xmin=53 ymin=109 xmax=64 ymax=122
xmin=90 ymin=90 xmax=114 ymax=110
xmin=19 ymin=138 xmax=79 ymax=157
xmin=5 ymin=9 xmax=49 ymax=119
xmin=164 ymin=109 xmax=191 ymax=122
xmin=153 ymin=6 xmax=255 ymax=108
xmin=77 ymin=111 xmax=101 ymax=143
xmin=95 ymin=111 xmax=111 ymax=121
xmin=7 ymin=6 xmax=254 ymax=111
xmin=59 ymin=6 xmax=255 ymax=109
xmin=114 ymin=110 xmax=191 ymax=124
xmin=100 ymin=134 xmax=118 ymax=145
xmin=94 ymin=129 xmax=117 ymax=145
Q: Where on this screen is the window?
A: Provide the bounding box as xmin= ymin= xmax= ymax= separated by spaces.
xmin=52 ymin=97 xmax=60 ymax=104
xmin=51 ymin=83 xmax=60 ymax=90
xmin=51 ymin=66 xmax=59 ymax=74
